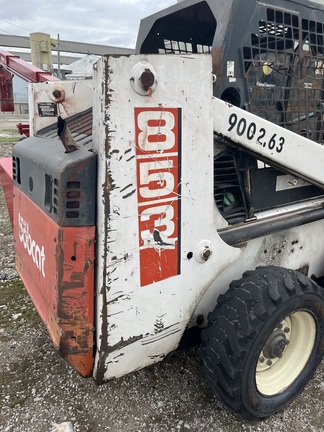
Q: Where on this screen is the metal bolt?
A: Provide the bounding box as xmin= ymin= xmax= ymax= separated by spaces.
xmin=258 ymin=356 xmax=265 ymax=363
xmin=277 ymin=323 xmax=283 ymax=329
xmin=284 ymin=327 xmax=290 ymax=333
xmin=267 ymin=359 xmax=273 ymax=366
xmin=52 ymin=89 xmax=61 ymax=99
xmin=140 ymin=69 xmax=155 ymax=91
xmin=202 ymin=248 xmax=211 ymax=261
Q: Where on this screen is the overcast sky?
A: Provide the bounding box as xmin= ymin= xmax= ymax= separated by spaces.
xmin=0 ymin=0 xmax=176 ymax=48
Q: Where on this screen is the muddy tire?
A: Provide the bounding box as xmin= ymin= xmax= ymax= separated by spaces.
xmin=199 ymin=266 xmax=324 ymax=419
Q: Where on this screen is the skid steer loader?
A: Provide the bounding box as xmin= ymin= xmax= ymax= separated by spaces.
xmin=2 ymin=0 xmax=324 ymax=420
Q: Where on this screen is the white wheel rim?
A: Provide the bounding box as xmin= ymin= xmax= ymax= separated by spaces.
xmin=256 ymin=311 xmax=316 ymax=396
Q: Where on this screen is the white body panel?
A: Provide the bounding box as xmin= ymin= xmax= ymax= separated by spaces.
xmin=92 ymin=55 xmax=241 ymax=381
xmin=195 ymin=219 xmax=324 ymax=317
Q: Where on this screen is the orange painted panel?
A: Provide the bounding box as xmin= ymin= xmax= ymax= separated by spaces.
xmin=13 ymin=187 xmax=95 ymax=377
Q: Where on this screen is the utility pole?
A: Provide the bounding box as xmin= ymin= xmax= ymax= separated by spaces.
xmin=57 ymin=34 xmax=61 ymax=80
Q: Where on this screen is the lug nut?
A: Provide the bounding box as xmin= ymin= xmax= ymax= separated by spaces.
xmin=284 ymin=327 xmax=290 ymax=333
xmin=267 ymin=359 xmax=273 ymax=366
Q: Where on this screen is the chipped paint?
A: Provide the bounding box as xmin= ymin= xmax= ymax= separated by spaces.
xmin=92 ymin=55 xmax=241 ymax=383
xmin=14 ymin=187 xmax=95 ymax=377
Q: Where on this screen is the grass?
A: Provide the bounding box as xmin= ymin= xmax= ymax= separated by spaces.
xmin=0 ymin=130 xmax=21 ymax=157
xmin=0 ymin=129 xmax=21 ymax=143
xmin=0 ymin=128 xmax=21 ymax=134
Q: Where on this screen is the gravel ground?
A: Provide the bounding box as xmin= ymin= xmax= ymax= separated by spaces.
xmin=0 ymin=120 xmax=324 ymax=432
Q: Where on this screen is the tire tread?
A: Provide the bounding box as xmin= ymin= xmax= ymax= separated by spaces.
xmin=199 ymin=266 xmax=324 ymax=419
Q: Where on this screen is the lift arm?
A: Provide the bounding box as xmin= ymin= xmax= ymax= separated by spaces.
xmin=0 ymin=49 xmax=59 ymax=224
xmin=0 ymin=48 xmax=59 ymax=113
xmin=0 ymin=48 xmax=59 ymax=83
xmin=213 ymin=98 xmax=324 ymax=190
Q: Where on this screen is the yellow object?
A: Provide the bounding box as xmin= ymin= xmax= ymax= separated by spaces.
xmin=263 ymin=62 xmax=272 ymax=76
xmin=30 ymin=32 xmax=53 ymax=73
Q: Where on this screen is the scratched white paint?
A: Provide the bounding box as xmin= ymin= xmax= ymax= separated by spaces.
xmin=92 ymin=55 xmax=241 ymax=381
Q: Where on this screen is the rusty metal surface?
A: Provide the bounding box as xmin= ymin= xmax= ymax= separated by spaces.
xmin=14 ymin=186 xmax=95 ymax=377
xmin=57 ymin=117 xmax=78 ymax=153
xmin=57 ymin=225 xmax=95 ymax=377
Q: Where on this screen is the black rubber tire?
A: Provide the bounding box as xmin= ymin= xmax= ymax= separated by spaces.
xmin=199 ymin=266 xmax=324 ymax=419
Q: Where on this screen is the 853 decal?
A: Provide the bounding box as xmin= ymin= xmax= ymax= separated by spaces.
xmin=135 ymin=107 xmax=181 ymax=287
xmin=227 ymin=112 xmax=285 ymax=153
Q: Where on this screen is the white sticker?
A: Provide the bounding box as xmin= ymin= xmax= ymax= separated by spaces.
xmin=227 ymin=61 xmax=235 ymax=78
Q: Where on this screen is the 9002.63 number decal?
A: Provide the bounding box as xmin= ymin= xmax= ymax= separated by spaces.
xmin=227 ymin=113 xmax=285 ymax=153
